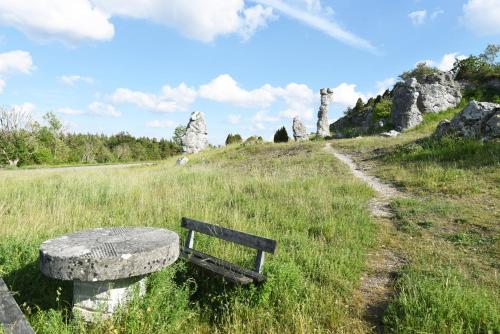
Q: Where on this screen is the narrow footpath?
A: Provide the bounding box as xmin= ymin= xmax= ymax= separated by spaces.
xmin=325 ymin=143 xmax=405 ymax=333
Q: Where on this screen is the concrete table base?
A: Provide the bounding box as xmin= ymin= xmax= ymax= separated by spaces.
xmin=39 ymin=227 xmax=179 ymax=323
xmin=73 ymin=277 xmax=146 ymax=322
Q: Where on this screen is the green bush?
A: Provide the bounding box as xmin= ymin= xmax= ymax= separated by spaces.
xmin=273 ymin=127 xmax=289 ymax=143
xmin=372 ymin=97 xmax=392 ymax=121
xmin=225 ymin=133 xmax=243 ymax=145
xmin=399 ymin=62 xmax=440 ymax=82
xmin=455 ymin=44 xmax=500 ymax=84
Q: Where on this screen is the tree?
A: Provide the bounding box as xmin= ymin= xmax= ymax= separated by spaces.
xmin=172 ymin=125 xmax=186 ymax=148
xmin=225 ymin=133 xmax=243 ymax=145
xmin=0 ymin=106 xmax=35 ymax=166
xmin=399 ymin=62 xmax=439 ymax=82
xmin=273 ymin=127 xmax=289 ymax=143
xmin=479 ymin=44 xmax=500 ymax=64
xmin=354 ymin=98 xmax=364 ymax=112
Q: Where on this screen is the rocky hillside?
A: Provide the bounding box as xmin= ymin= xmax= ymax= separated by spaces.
xmin=330 ymin=45 xmax=500 ymax=138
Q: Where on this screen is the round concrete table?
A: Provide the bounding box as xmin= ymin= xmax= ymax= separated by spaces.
xmin=40 ymin=227 xmax=179 ymax=322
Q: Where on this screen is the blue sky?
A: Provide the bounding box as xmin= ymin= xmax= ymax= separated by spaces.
xmin=0 ymin=0 xmax=498 ymax=144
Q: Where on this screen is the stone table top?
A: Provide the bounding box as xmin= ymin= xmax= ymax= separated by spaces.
xmin=40 ymin=227 xmax=179 ymax=281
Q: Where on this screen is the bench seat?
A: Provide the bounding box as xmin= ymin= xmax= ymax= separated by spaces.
xmin=180 ymin=247 xmax=266 ymax=285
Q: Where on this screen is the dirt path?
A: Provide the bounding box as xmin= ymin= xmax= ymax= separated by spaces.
xmin=325 ymin=144 xmax=405 ymax=333
xmin=3 ymin=162 xmax=156 ymax=173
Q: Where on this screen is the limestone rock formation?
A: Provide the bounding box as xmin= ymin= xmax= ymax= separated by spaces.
xmin=181 ymin=111 xmax=208 ymax=154
xmin=392 ymin=72 xmax=462 ymax=131
xmin=434 ymin=101 xmax=500 ymax=140
xmin=417 ymin=72 xmax=462 ymax=113
xmin=391 ymin=78 xmax=423 ymax=131
xmin=317 ymin=88 xmax=334 ymax=137
xmin=292 ymin=117 xmax=308 ymax=141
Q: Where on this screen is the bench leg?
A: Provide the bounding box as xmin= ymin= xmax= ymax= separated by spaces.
xmin=185 ymin=230 xmax=195 ymax=249
xmin=254 ymin=250 xmax=265 ymax=274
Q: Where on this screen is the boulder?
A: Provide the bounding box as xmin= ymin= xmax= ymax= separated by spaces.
xmin=417 ymin=72 xmax=462 ymax=113
xmin=392 ymin=78 xmax=422 ymax=131
xmin=380 ymin=130 xmax=400 ymax=137
xmin=292 ymin=117 xmax=308 ymax=141
xmin=317 ymin=88 xmax=333 ymax=137
xmin=176 ymin=156 xmax=189 ymax=166
xmin=392 ymin=72 xmax=462 ymax=131
xmin=434 ymin=101 xmax=500 ymax=140
xmin=182 ymin=111 xmax=208 ymax=154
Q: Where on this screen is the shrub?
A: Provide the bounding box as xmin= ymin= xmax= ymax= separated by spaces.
xmin=273 ymin=127 xmax=289 ymax=143
xmin=372 ymin=98 xmax=392 ymax=121
xmin=225 ymin=133 xmax=243 ymax=145
xmin=399 ymin=62 xmax=440 ymax=82
xmin=244 ymin=136 xmax=264 ymax=145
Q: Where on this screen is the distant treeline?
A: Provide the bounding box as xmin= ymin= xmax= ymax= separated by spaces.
xmin=0 ymin=111 xmax=181 ymax=167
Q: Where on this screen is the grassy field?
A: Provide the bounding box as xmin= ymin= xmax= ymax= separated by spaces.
xmin=332 ymin=107 xmax=500 ymax=333
xmin=0 ymin=142 xmax=378 ymax=333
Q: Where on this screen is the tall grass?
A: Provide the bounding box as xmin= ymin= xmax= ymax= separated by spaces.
xmin=0 ymin=142 xmax=376 ymax=333
xmin=331 ymin=106 xmax=500 ymax=333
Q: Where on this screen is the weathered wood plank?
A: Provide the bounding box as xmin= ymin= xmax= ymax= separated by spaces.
xmin=181 ymin=217 xmax=277 ymax=254
xmin=0 ymin=278 xmax=35 ymax=334
xmin=181 ymin=247 xmax=267 ymax=284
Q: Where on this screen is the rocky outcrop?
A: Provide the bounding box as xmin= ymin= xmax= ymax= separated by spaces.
xmin=417 ymin=72 xmax=462 ymax=113
xmin=292 ymin=117 xmax=308 ymax=141
xmin=317 ymin=88 xmax=333 ymax=137
xmin=391 ymin=78 xmax=422 ymax=131
xmin=392 ymin=72 xmax=462 ymax=131
xmin=434 ymin=101 xmax=500 ymax=140
xmin=181 ymin=111 xmax=208 ymax=154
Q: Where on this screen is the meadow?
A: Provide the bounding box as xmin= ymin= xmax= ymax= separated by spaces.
xmin=333 ymin=107 xmax=500 ymax=333
xmin=1 ymin=142 xmax=378 ymax=333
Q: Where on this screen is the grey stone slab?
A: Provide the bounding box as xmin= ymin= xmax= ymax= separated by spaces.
xmin=0 ymin=278 xmax=35 ymax=334
xmin=40 ymin=227 xmax=179 ymax=281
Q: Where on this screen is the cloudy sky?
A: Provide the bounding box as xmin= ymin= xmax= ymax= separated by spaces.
xmin=0 ymin=0 xmax=498 ymax=143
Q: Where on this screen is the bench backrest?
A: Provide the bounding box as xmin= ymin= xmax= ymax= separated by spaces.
xmin=181 ymin=217 xmax=277 ymax=254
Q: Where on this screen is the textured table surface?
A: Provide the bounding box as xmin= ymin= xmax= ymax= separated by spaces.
xmin=40 ymin=227 xmax=179 ymax=281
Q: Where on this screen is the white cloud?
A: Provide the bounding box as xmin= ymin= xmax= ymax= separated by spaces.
xmin=57 ymin=103 xmax=120 ymax=117
xmin=255 ymin=0 xmax=377 ymax=52
xmin=330 ymin=83 xmax=366 ymax=108
xmin=408 ymin=10 xmax=427 ymax=26
xmin=200 ymin=74 xmax=315 ymax=121
xmin=0 ymin=50 xmax=33 ymax=94
xmin=146 ymin=119 xmax=177 ymax=128
xmin=0 ymin=0 xmax=114 ymax=43
xmin=375 ymin=78 xmax=396 ymax=94
xmin=199 ymin=74 xmax=275 ymax=108
xmin=228 ymin=114 xmax=242 ymax=124
xmin=57 ymin=107 xmax=85 ymax=115
xmin=253 ymin=110 xmax=281 ymax=123
xmin=430 ymin=9 xmax=444 ymax=19
xmin=0 ymin=0 xmax=272 ymax=44
xmin=12 ymin=102 xmax=35 ymax=113
xmin=59 ymin=75 xmax=94 ymax=85
xmin=0 ymin=50 xmax=33 ymax=75
xmin=88 ymin=102 xmax=121 ymax=117
xmin=111 ymin=83 xmax=197 ymax=113
xmin=420 ymin=52 xmax=467 ymax=71
xmin=462 ymin=0 xmax=500 ymax=35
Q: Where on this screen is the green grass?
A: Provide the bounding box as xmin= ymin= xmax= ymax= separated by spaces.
xmin=0 ymin=142 xmax=377 ymax=333
xmin=332 ymin=107 xmax=500 ymax=333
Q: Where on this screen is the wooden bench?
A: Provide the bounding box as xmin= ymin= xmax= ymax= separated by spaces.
xmin=0 ymin=278 xmax=35 ymax=334
xmin=179 ymin=217 xmax=277 ymax=285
